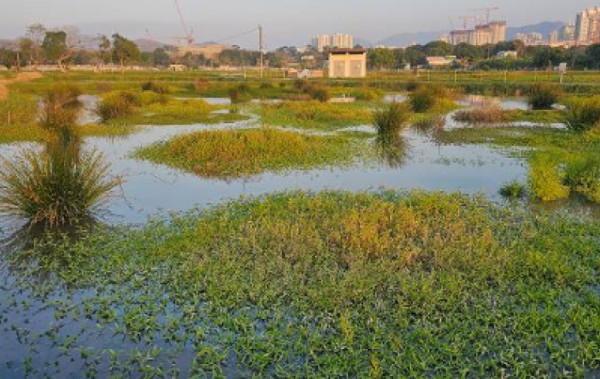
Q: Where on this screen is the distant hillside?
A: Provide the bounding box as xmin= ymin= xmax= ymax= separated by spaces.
xmin=372 ymin=21 xmax=568 ymax=48
xmin=134 ymin=39 xmax=171 ymax=53
xmin=376 ymin=31 xmax=446 ymax=48
xmin=507 ymin=21 xmax=566 ymax=40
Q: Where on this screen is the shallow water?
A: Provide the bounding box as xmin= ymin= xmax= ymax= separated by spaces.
xmin=0 ymin=95 xmax=597 ymax=376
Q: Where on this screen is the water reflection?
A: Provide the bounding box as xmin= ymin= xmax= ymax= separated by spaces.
xmin=375 ymin=133 xmax=410 ymax=169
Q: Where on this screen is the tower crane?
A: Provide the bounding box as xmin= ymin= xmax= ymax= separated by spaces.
xmin=470 ymin=7 xmax=500 ymax=25
xmin=173 ymin=0 xmax=194 ymax=46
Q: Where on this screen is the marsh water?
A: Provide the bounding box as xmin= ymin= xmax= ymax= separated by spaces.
xmin=0 ymin=94 xmax=592 ymax=377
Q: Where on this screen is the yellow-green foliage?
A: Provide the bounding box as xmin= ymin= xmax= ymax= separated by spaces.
xmin=529 ymin=153 xmax=570 ymax=201
xmin=0 ymin=93 xmax=45 ymax=143
xmin=135 ymin=128 xmax=357 ymax=178
xmin=259 ymin=101 xmax=373 ymax=131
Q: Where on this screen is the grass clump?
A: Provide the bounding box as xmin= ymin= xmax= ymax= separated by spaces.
xmin=135 ymin=128 xmax=358 ymax=178
xmin=409 ymin=84 xmax=448 ymax=113
xmin=40 ymin=83 xmax=83 ymax=129
xmin=528 ymin=83 xmax=562 ymax=110
xmin=97 ymin=91 xmax=141 ymax=122
xmin=499 ymin=180 xmax=527 ymax=200
xmin=373 ymin=102 xmax=411 ymax=136
xmin=453 ymin=106 xmax=508 ymax=125
xmin=0 ymin=148 xmax=119 ymax=228
xmin=141 ymin=81 xmax=172 ymax=94
xmin=564 ymin=96 xmax=600 ymax=132
xmin=229 ymin=84 xmax=253 ymax=104
xmin=259 ymin=101 xmax=372 ymax=131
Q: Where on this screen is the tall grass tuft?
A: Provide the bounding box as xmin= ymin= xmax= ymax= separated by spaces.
xmin=0 ymin=148 xmax=120 ymax=228
xmin=141 ymin=81 xmax=171 ymax=94
xmin=373 ymin=102 xmax=411 ymax=136
xmin=409 ymin=85 xmax=447 ymax=113
xmin=564 ymin=97 xmax=600 ymax=132
xmin=499 ymin=180 xmax=527 ymax=200
xmin=528 ymin=83 xmax=562 ymax=110
xmin=40 ymin=83 xmax=83 ymax=130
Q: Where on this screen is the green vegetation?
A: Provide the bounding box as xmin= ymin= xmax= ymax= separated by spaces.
xmin=529 ymin=153 xmax=571 ymax=201
xmin=5 ymin=191 xmax=600 ymax=376
xmin=0 ymin=86 xmax=120 ymax=228
xmin=97 ymin=90 xmax=140 ymax=121
xmin=453 ymin=106 xmax=507 ymax=125
xmin=528 ymin=83 xmax=562 ymax=110
xmin=0 ymin=93 xmax=45 ymax=143
xmin=564 ymin=97 xmax=600 ymax=132
xmin=135 ymin=128 xmax=361 ymax=178
xmin=409 ymin=84 xmax=456 ymax=113
xmin=498 ymin=180 xmax=527 ymax=200
xmin=258 ymin=101 xmax=373 ymax=131
xmin=373 ymin=102 xmax=411 ymax=135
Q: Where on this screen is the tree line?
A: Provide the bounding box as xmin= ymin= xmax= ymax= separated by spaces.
xmin=366 ymin=41 xmax=600 ymax=71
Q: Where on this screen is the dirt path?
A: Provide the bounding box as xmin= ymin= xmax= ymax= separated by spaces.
xmin=0 ymin=72 xmax=43 ymax=100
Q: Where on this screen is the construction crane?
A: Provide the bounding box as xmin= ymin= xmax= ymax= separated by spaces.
xmin=174 ymin=0 xmax=194 ymax=46
xmin=459 ymin=16 xmax=477 ymax=29
xmin=470 ymin=7 xmax=500 ymax=25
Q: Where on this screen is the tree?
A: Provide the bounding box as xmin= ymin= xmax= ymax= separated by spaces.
xmin=368 ymin=48 xmax=396 ymax=70
xmin=97 ymin=35 xmax=112 ymax=64
xmin=25 ymin=23 xmax=46 ymax=64
xmin=42 ymin=31 xmax=72 ymax=72
xmin=423 ymin=41 xmax=452 ymax=57
xmin=18 ymin=38 xmax=35 ymax=65
xmin=586 ymin=44 xmax=600 ymax=69
xmin=111 ymin=34 xmax=141 ymax=70
xmin=152 ymin=48 xmax=171 ymax=67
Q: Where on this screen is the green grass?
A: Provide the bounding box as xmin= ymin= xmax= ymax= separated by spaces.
xmin=4 ymin=191 xmax=600 ymax=376
xmin=134 ymin=128 xmax=362 ymax=179
xmin=258 ymin=101 xmax=374 ymax=131
xmin=0 ymin=93 xmax=45 ymax=143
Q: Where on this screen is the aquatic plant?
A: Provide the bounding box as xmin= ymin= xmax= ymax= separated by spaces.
xmin=228 ymin=85 xmax=252 ymax=104
xmin=0 ymin=148 xmax=120 ymax=228
xmin=529 ymin=153 xmax=570 ymax=201
xmin=141 ymin=81 xmax=171 ymax=94
xmin=453 ymin=106 xmax=508 ymax=125
xmin=499 ymin=180 xmax=527 ymax=200
xmin=97 ymin=91 xmax=141 ymax=122
xmin=409 ymin=85 xmax=448 ymax=113
xmin=39 ymin=83 xmax=83 ymax=129
xmin=564 ymin=97 xmax=600 ymax=132
xmin=373 ymin=102 xmax=411 ymax=136
xmin=355 ymin=87 xmax=384 ymax=102
xmin=528 ymin=83 xmax=562 ymax=110
xmin=564 ymin=153 xmax=600 ymax=203
xmin=135 ymin=128 xmax=358 ymax=178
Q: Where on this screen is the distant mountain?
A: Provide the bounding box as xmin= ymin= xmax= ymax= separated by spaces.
xmin=373 ymin=21 xmax=568 ymax=48
xmin=133 ymin=38 xmax=171 ymax=53
xmin=506 ymin=21 xmax=566 ymax=40
xmin=354 ymin=38 xmax=373 ymax=48
xmin=376 ymin=31 xmax=447 ymax=48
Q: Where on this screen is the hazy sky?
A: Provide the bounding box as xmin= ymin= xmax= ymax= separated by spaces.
xmin=0 ymin=0 xmax=598 ymax=47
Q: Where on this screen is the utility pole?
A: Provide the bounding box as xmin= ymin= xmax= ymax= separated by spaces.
xmin=259 ymin=25 xmax=264 ymax=78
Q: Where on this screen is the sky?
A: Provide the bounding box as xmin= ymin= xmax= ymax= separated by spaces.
xmin=0 ymin=0 xmax=598 ymax=47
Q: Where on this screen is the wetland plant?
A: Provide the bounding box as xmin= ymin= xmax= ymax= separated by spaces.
xmin=499 ymin=180 xmax=527 ymax=200
xmin=453 ymin=106 xmax=508 ymax=125
xmin=528 ymin=83 xmax=562 ymax=110
xmin=40 ymin=83 xmax=83 ymax=129
xmin=564 ymin=97 xmax=600 ymax=132
xmin=529 ymin=153 xmax=570 ymax=201
xmin=97 ymin=91 xmax=141 ymax=122
xmin=373 ymin=102 xmax=411 ymax=136
xmin=409 ymin=84 xmax=447 ymax=113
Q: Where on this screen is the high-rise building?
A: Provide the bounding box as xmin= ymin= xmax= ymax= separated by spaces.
xmin=449 ymin=21 xmax=506 ymax=46
xmin=576 ymin=7 xmax=600 ymax=45
xmin=332 ymin=34 xmax=354 ymax=49
xmin=312 ymin=35 xmax=331 ymax=52
xmin=514 ymin=32 xmax=544 ymax=46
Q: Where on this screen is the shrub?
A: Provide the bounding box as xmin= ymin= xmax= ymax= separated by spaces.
xmin=499 ymin=180 xmax=527 ymax=200
xmin=229 ymin=84 xmax=253 ymax=104
xmin=194 ymin=79 xmax=209 ymax=92
xmin=259 ymin=82 xmax=274 ymax=89
xmin=0 ymin=149 xmax=120 ymax=228
xmin=40 ymin=83 xmax=83 ymax=129
xmin=529 ymin=153 xmax=570 ymax=201
xmin=528 ymin=84 xmax=561 ymax=110
xmin=373 ymin=102 xmax=411 ymax=135
xmin=409 ymin=85 xmax=447 ymax=113
xmin=564 ymin=97 xmax=600 ymax=132
xmin=308 ymin=87 xmax=331 ymax=103
xmin=356 ymin=88 xmax=384 ymax=102
xmin=97 ymin=91 xmax=140 ymax=122
xmin=564 ymin=154 xmax=600 ymax=203
xmin=141 ymin=81 xmax=171 ymax=94
xmin=453 ymin=106 xmax=508 ymax=125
